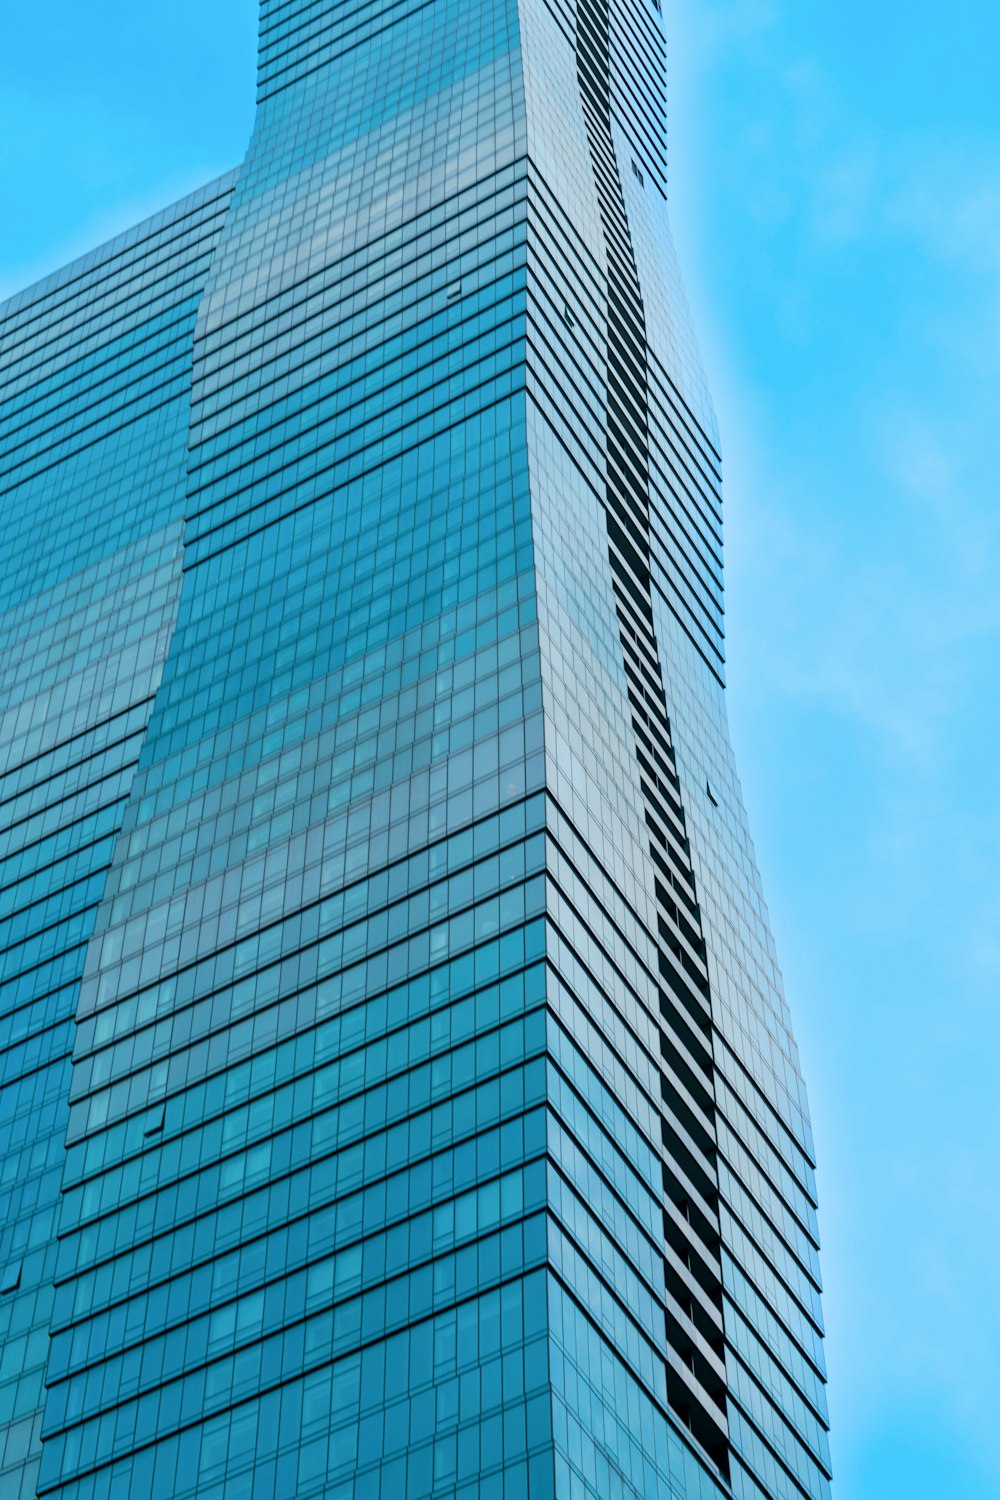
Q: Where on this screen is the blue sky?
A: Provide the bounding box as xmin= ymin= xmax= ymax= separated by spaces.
xmin=667 ymin=2 xmax=1000 ymax=1495
xmin=3 ymin=3 xmax=998 ymax=1496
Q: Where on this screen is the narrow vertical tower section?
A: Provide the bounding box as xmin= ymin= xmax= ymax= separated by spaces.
xmin=0 ymin=179 xmax=235 ymax=1500
xmin=517 ymin=0 xmax=832 ymax=1489
xmin=574 ymin=0 xmax=730 ymax=1465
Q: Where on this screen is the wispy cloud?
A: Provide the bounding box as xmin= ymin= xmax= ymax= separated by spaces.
xmin=670 ymin=2 xmax=1000 ymax=1489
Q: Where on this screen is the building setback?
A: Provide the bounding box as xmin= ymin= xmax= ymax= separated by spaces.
xmin=0 ymin=2 xmax=830 ymax=1498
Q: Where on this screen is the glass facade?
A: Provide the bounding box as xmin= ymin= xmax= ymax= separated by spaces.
xmin=0 ymin=2 xmax=830 ymax=1498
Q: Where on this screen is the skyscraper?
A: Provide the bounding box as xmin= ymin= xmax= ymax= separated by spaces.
xmin=0 ymin=0 xmax=830 ymax=1496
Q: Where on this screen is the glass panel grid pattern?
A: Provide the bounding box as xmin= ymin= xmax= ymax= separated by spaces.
xmin=0 ymin=2 xmax=830 ymax=1498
